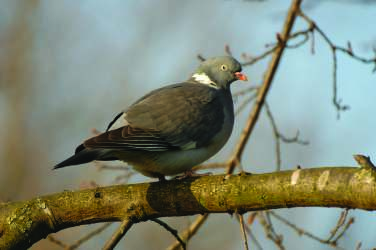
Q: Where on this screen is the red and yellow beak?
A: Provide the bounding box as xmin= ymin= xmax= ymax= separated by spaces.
xmin=234 ymin=72 xmax=248 ymax=81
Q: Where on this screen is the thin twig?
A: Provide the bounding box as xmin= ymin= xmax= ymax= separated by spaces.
xmin=265 ymin=212 xmax=280 ymax=240
xmin=97 ymin=164 xmax=131 ymax=172
xmin=225 ymin=44 xmax=233 ymax=56
xmin=258 ymin=212 xmax=285 ymax=250
xmin=355 ymin=241 xmax=362 ymax=250
xmin=151 ymin=219 xmax=186 ymax=250
xmin=269 ymin=210 xmax=352 ymax=249
xmin=326 ymin=209 xmax=349 ymax=242
xmin=102 ymin=219 xmax=133 ymax=250
xmin=265 ymin=103 xmax=282 ymax=170
xmin=239 ymin=214 xmax=264 ymax=250
xmin=47 ymin=235 xmax=68 ymax=248
xmin=269 ymin=211 xmax=329 ymax=243
xmin=67 ymin=223 xmax=112 ymax=250
xmin=233 ymin=86 xmax=260 ymax=98
xmin=113 ymin=172 xmax=136 ymax=184
xmin=192 ymin=162 xmax=227 ymax=171
xmin=286 ymin=32 xmax=310 ymax=49
xmin=197 ymin=54 xmax=205 ymax=62
xmin=331 ymin=217 xmax=355 ymax=246
xmin=241 ymin=46 xmax=279 ymax=66
xmin=264 ymin=102 xmax=308 ymax=170
xmin=310 ymin=28 xmax=316 ymax=54
xmin=238 ymin=214 xmax=249 ymax=250
xmin=167 ymin=214 xmax=209 ymax=250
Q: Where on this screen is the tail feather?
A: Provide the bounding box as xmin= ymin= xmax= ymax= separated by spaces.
xmin=54 ymin=146 xmax=110 ymax=169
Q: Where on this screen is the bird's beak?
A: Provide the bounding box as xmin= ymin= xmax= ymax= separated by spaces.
xmin=234 ymin=72 xmax=248 ymax=81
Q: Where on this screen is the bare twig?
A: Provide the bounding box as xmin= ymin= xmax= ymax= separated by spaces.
xmin=269 ymin=211 xmax=331 ymax=244
xmin=238 ymin=214 xmax=249 ymax=250
xmin=225 ymin=44 xmax=233 ymax=56
xmin=47 ymin=235 xmax=68 ymax=248
xmin=197 ymin=54 xmax=205 ymax=62
xmin=167 ymin=214 xmax=209 ymax=250
xmin=241 ymin=46 xmax=279 ymax=66
xmin=355 ymin=241 xmax=362 ymax=250
xmin=68 ymin=223 xmax=112 ymax=250
xmin=258 ymin=212 xmax=285 ymax=250
xmin=94 ymin=161 xmax=137 ymax=184
xmin=113 ymin=172 xmax=136 ymax=184
xmin=326 ymin=209 xmax=349 ymax=243
xmin=192 ymin=162 xmax=227 ymax=171
xmin=331 ymin=217 xmax=355 ymax=246
xmin=102 ymin=219 xmax=133 ymax=250
xmin=286 ymin=32 xmax=310 ymax=49
xmin=269 ymin=210 xmax=353 ymax=248
xmin=91 ymin=128 xmax=102 ymax=135
xmin=264 ymin=102 xmax=308 ymax=170
xmin=151 ymin=219 xmax=186 ymax=250
xmin=310 ymin=28 xmax=316 ymax=54
xmin=96 ymin=163 xmax=131 ymax=172
xmin=240 ymin=214 xmax=263 ymax=250
xmin=233 ymin=86 xmax=260 ymax=98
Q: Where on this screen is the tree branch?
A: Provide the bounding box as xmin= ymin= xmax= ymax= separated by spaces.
xmin=2 ymin=164 xmax=376 ymax=249
xmin=102 ymin=219 xmax=133 ymax=250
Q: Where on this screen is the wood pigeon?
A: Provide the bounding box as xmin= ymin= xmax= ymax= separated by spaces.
xmin=54 ymin=56 xmax=248 ymax=180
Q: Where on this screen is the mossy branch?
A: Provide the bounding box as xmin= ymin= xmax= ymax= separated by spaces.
xmin=1 ymin=163 xmax=376 ymax=249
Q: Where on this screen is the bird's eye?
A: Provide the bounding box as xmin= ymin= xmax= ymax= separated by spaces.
xmin=220 ymin=64 xmax=228 ymax=71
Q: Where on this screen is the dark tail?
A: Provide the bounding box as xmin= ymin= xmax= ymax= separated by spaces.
xmin=53 ymin=144 xmax=110 ymax=169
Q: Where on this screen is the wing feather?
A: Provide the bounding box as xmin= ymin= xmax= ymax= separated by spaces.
xmin=84 ymin=126 xmax=176 ymax=151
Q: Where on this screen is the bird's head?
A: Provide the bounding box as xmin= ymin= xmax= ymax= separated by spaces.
xmin=191 ymin=56 xmax=247 ymax=89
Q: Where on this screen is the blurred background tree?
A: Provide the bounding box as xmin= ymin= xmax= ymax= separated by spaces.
xmin=0 ymin=0 xmax=375 ymax=249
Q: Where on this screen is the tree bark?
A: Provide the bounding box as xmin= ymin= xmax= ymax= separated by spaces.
xmin=1 ymin=165 xmax=376 ymax=249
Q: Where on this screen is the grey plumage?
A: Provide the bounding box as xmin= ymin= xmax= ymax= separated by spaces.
xmin=54 ymin=56 xmax=247 ymax=179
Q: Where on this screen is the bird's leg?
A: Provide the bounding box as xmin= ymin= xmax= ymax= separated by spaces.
xmin=158 ymin=175 xmax=167 ymax=182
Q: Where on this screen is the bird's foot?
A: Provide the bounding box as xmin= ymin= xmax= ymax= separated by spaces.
xmin=174 ymin=170 xmax=212 ymax=180
xmin=237 ymin=171 xmax=252 ymax=176
xmin=223 ymin=171 xmax=252 ymax=181
xmin=157 ymin=175 xmax=167 ymax=182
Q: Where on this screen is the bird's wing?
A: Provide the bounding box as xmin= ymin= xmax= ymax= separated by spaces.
xmin=84 ymin=125 xmax=176 ymax=151
xmin=84 ymin=83 xmax=226 ymax=151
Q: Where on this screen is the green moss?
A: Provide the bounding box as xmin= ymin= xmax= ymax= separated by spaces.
xmin=354 ymin=169 xmax=376 ymax=182
xmin=6 ymin=202 xmax=34 ymax=236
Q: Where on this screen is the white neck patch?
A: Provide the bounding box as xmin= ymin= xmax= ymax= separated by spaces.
xmin=192 ymin=73 xmax=218 ymax=89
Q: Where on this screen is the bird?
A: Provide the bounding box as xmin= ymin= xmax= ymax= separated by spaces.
xmin=54 ymin=56 xmax=247 ymax=181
